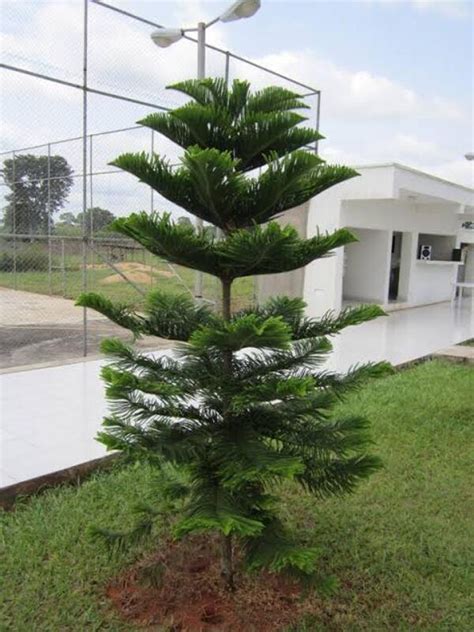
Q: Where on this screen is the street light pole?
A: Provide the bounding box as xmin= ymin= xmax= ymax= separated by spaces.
xmin=195 ymin=21 xmax=206 ymax=299
xmin=150 ymin=0 xmax=261 ymax=302
xmin=197 ymin=22 xmax=206 ymax=80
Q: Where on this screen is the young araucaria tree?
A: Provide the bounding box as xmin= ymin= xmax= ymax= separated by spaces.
xmin=78 ymin=79 xmax=389 ymax=590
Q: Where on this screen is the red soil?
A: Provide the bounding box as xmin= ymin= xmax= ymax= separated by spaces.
xmin=105 ymin=535 xmax=320 ymax=631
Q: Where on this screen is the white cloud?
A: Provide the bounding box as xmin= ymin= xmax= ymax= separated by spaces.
xmin=1 ymin=0 xmax=471 ymax=191
xmin=418 ymin=158 xmax=474 ymax=186
xmin=390 ymin=133 xmax=439 ymax=158
xmin=243 ymin=49 xmax=465 ymax=121
xmin=410 ymin=0 xmax=470 ymax=19
xmin=320 ymin=134 xmax=474 ymax=188
xmin=3 ymin=1 xmax=466 ymax=123
xmin=364 ymin=0 xmax=470 ymax=19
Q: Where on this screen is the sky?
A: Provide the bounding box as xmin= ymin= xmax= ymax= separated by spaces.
xmin=0 ymin=0 xmax=473 ymax=217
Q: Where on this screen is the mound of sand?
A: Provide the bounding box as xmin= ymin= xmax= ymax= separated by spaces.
xmin=99 ymin=264 xmax=175 ymax=285
xmin=101 ymin=271 xmax=153 ymax=285
xmin=89 ymin=261 xmax=153 ymax=273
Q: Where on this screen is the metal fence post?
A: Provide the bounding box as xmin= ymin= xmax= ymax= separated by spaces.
xmin=315 ymin=92 xmax=321 ymax=155
xmin=150 ymin=129 xmax=155 ymax=287
xmin=12 ymin=151 xmax=18 ymax=290
xmin=61 ymin=238 xmax=66 ymax=296
xmin=82 ymin=0 xmax=89 ymax=357
xmin=47 ymin=143 xmax=52 ymax=294
xmin=89 ymin=134 xmax=94 ymax=282
xmin=150 ymin=129 xmax=154 ymax=212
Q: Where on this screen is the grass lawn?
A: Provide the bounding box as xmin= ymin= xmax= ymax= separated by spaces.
xmin=1 ymin=360 xmax=473 ymax=631
xmin=0 ymin=252 xmax=255 ymax=311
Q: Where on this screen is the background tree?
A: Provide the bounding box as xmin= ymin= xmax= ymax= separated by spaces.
xmin=178 ymin=214 xmax=215 ymax=237
xmin=2 ymin=154 xmax=73 ymax=234
xmin=55 ymin=207 xmax=117 ymax=237
xmin=58 ymin=211 xmax=77 ymax=226
xmin=177 ymin=215 xmax=193 ymax=228
xmin=76 ymin=207 xmax=116 ymax=233
xmin=78 ymin=79 xmax=390 ymax=590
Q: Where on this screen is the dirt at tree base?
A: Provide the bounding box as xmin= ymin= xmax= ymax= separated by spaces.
xmin=105 ymin=535 xmax=324 ymax=631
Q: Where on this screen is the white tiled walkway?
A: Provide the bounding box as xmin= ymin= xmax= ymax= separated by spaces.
xmin=1 ymin=301 xmax=473 ymax=487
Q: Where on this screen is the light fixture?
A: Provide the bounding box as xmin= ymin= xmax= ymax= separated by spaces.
xmin=220 ymin=0 xmax=261 ymax=23
xmin=151 ymin=28 xmax=183 ymax=48
xmin=465 ymin=153 xmax=474 ymax=161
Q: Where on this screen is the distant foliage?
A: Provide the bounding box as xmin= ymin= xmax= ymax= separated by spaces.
xmin=0 ymin=244 xmax=50 ymax=272
xmin=56 ymin=207 xmax=117 ymax=236
xmin=2 ymin=154 xmax=73 ymax=235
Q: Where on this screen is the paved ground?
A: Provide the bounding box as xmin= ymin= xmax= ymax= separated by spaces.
xmin=433 ymin=344 xmax=474 ymax=363
xmin=1 ymin=299 xmax=473 ymax=488
xmin=0 ymin=288 xmax=165 ymax=370
xmin=1 ymin=322 xmax=132 ymax=370
xmin=0 ymin=287 xmax=107 ymax=326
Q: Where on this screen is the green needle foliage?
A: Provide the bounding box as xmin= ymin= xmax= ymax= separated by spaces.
xmin=77 ymin=78 xmax=391 ymax=591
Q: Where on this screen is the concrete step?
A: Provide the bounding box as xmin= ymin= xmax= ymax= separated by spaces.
xmin=432 ymin=345 xmax=474 ymax=364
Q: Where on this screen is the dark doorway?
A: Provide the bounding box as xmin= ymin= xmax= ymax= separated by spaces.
xmin=389 ymin=232 xmax=403 ymax=301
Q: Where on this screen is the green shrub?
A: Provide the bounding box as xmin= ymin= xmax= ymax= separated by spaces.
xmin=0 ymin=246 xmax=51 ymax=272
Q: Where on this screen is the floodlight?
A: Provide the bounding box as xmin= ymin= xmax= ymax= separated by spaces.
xmin=151 ymin=28 xmax=183 ymax=48
xmin=220 ymin=0 xmax=261 ymax=23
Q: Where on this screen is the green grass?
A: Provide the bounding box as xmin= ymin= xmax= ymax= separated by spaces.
xmin=0 ymin=251 xmax=255 ymax=311
xmin=459 ymin=338 xmax=474 ymax=347
xmin=1 ymin=360 xmax=473 ymax=630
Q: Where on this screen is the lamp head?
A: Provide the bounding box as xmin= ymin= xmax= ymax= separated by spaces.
xmin=151 ymin=28 xmax=183 ymax=48
xmin=220 ymin=0 xmax=261 ymax=23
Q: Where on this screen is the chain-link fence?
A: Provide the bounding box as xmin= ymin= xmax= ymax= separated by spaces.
xmin=0 ymin=0 xmax=320 ymax=370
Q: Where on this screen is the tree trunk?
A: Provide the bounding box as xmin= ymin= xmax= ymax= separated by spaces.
xmin=220 ymin=278 xmax=235 ymax=590
xmin=221 ymin=278 xmax=233 ymax=377
xmin=221 ymin=533 xmax=235 ymax=591
xmin=222 ymin=278 xmax=232 ymax=322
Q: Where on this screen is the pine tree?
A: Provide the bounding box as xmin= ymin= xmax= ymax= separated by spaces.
xmin=78 ymin=78 xmax=390 ymax=590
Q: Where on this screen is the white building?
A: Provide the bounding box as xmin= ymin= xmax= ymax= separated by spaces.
xmin=258 ymin=163 xmax=474 ymax=317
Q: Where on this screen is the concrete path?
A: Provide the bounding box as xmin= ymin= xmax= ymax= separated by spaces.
xmin=1 ymin=300 xmax=473 ymax=488
xmin=0 ymin=287 xmax=105 ymax=326
xmin=0 ymin=288 xmax=165 ymax=370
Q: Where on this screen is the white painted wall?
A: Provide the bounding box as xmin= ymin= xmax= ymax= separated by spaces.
xmin=398 ymin=232 xmax=417 ymax=302
xmin=393 ymin=165 xmax=474 ymax=207
xmin=296 ymin=164 xmax=474 ymax=317
xmin=458 ymin=229 xmax=474 ymax=245
xmin=303 ymin=185 xmax=346 ymax=317
xmin=463 ymin=244 xmax=474 ymax=297
xmin=342 ymin=228 xmax=391 ymax=303
xmin=410 ymin=262 xmax=459 ymax=304
xmin=341 ymin=199 xmax=459 ymax=235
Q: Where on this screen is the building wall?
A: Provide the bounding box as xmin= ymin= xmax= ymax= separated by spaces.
xmin=398 ymin=232 xmax=417 ymax=302
xmin=393 ymin=165 xmax=473 ymax=207
xmin=303 ymin=200 xmax=461 ymax=316
xmin=463 ymin=244 xmax=474 ymax=297
xmin=257 ymin=164 xmax=473 ymax=317
xmin=410 ymin=262 xmax=459 ymax=304
xmin=256 ymin=202 xmax=309 ymax=303
xmin=342 ymin=228 xmax=391 ymax=303
xmin=302 ymin=185 xmax=347 ymax=317
xmin=341 ymin=199 xmax=459 ymax=235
